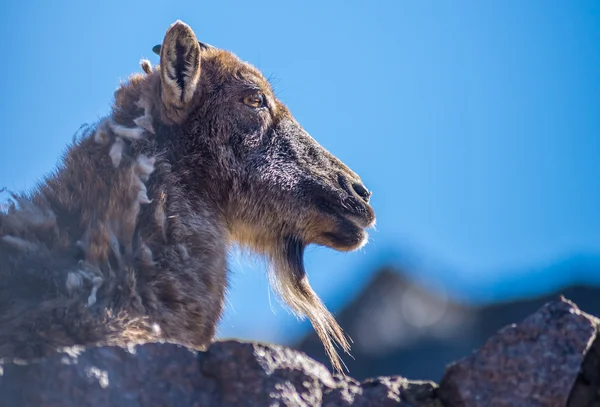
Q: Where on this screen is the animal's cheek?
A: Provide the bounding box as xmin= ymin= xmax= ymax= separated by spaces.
xmin=233 ymin=109 xmax=267 ymax=134
xmin=246 ymin=113 xmax=270 ymax=138
xmin=241 ymin=131 xmax=264 ymax=149
xmin=259 ymin=109 xmax=273 ymax=128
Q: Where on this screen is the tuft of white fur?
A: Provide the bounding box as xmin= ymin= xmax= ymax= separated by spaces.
xmin=107 ymin=226 xmax=122 ymax=267
xmin=135 ymin=155 xmax=156 ymax=181
xmin=130 ymin=158 xmax=155 ymax=205
xmin=66 ymin=272 xmax=84 ymax=293
xmin=136 ymin=183 xmax=151 ymax=205
xmin=133 ymin=115 xmax=154 ymax=134
xmin=87 ymin=277 xmax=103 ymax=307
xmin=176 ymin=244 xmax=189 ymax=259
xmin=1 ymin=236 xmax=38 ymax=252
xmin=66 ymin=264 xmax=104 ymax=307
xmin=94 ymin=119 xmax=111 ymax=145
xmin=154 ymin=191 xmax=168 ymax=241
xmin=109 ymin=138 xmax=125 ymax=167
xmin=140 ymin=59 xmax=153 ymax=74
xmin=135 ymin=97 xmax=152 ymax=114
xmin=139 ymin=243 xmax=154 ymax=264
xmin=134 ymin=98 xmax=155 ymax=134
xmin=109 ymin=122 xmax=145 ymax=140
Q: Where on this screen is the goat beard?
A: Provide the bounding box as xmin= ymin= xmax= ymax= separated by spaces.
xmin=268 ymin=236 xmax=351 ymax=374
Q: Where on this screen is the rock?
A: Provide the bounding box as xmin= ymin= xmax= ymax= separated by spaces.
xmin=0 ymin=340 xmax=439 ymax=407
xmin=2 ymin=297 xmax=600 ymax=406
xmin=323 ymin=376 xmax=441 ymax=407
xmin=0 ymin=343 xmax=214 ymax=407
xmin=439 ymin=297 xmax=599 ymax=407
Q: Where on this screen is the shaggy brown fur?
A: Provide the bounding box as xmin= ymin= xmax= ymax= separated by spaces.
xmin=0 ymin=21 xmax=375 ymax=373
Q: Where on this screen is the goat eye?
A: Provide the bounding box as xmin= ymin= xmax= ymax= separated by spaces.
xmin=242 ymin=93 xmax=265 ymax=108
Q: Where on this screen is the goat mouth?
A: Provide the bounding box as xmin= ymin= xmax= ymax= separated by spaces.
xmin=316 ymin=194 xmax=375 ymax=228
xmin=314 ymin=195 xmax=375 ymax=251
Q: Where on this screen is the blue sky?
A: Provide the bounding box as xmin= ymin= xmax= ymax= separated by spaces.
xmin=1 ymin=1 xmax=599 ymax=344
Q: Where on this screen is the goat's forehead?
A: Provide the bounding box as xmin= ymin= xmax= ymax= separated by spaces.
xmin=204 ymin=49 xmax=272 ymax=90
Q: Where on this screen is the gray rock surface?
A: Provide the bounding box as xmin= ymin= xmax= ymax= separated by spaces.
xmin=0 ymin=340 xmax=440 ymax=407
xmin=1 ymin=297 xmax=599 ymax=406
xmin=439 ymin=297 xmax=599 ymax=407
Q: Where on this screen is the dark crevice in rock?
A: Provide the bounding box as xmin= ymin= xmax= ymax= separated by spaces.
xmin=567 ymin=331 xmax=600 ymax=407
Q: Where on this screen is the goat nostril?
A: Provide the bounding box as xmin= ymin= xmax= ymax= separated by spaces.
xmin=352 ymin=182 xmax=372 ymax=203
xmin=338 ymin=174 xmax=372 ymax=203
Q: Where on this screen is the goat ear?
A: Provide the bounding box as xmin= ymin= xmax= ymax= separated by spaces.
xmin=159 ymin=21 xmax=201 ymax=122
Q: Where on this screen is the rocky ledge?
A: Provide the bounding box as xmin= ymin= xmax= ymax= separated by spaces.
xmin=0 ymin=297 xmax=598 ymax=407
